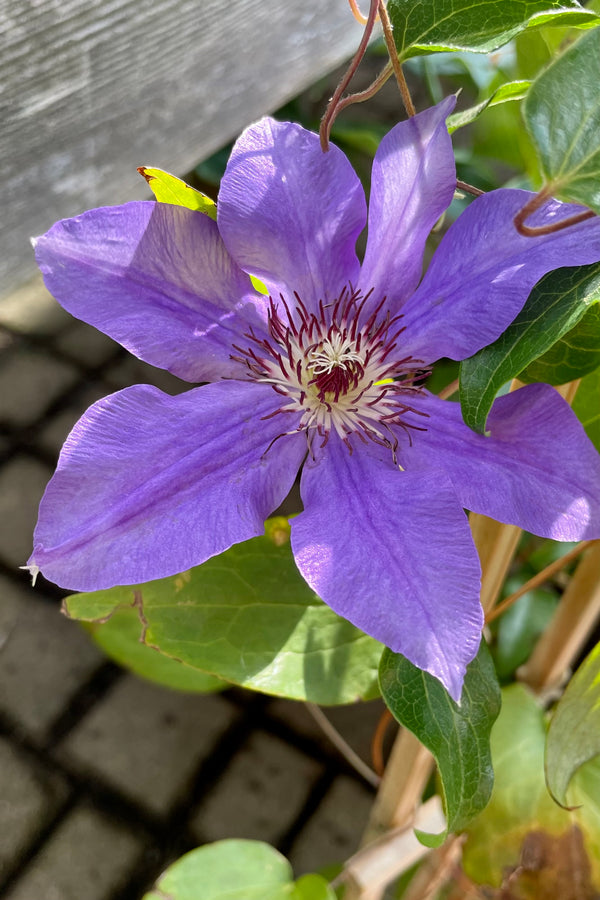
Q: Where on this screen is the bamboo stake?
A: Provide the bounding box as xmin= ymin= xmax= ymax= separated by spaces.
xmin=518 ymin=541 xmax=600 ymax=692
xmin=361 ymin=728 xmax=434 ymax=843
xmin=344 ymin=381 xmax=583 ymax=898
xmin=470 ymin=514 xmax=522 ymax=615
xmin=473 ymin=379 xmax=580 ymax=619
xmin=339 ymin=796 xmax=445 ymax=898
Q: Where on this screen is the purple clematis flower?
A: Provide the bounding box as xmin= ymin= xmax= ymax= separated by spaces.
xmin=29 ymin=98 xmax=600 ymax=699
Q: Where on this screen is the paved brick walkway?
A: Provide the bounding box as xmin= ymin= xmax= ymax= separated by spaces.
xmin=0 ymin=278 xmax=386 ymax=899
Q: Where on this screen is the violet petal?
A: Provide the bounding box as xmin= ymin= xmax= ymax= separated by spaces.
xmin=291 ymin=437 xmax=483 ymax=701
xmin=34 ymin=202 xmax=267 ymax=382
xmin=358 ymin=96 xmax=457 ymax=312
xmin=217 ymin=117 xmax=367 ymax=310
xmin=31 ymin=382 xmax=306 ymax=591
xmin=405 ymin=385 xmax=600 ymax=539
xmin=401 ymin=190 xmax=600 ymax=364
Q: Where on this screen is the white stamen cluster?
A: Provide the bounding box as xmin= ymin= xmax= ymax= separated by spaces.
xmin=233 ymin=287 xmax=428 ymax=456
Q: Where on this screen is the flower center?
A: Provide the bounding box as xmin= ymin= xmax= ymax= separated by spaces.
xmin=232 ymin=287 xmax=429 ymax=459
xmin=307 ymin=335 xmax=364 ymax=401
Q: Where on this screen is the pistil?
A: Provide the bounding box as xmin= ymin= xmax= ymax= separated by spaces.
xmin=232 ymin=287 xmax=429 ymax=458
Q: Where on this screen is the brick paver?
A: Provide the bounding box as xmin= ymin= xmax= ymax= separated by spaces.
xmin=269 ymin=698 xmax=388 ymax=766
xmin=0 ymin=457 xmax=53 ymax=568
xmin=104 ymin=357 xmax=189 ymax=394
xmin=0 ymin=738 xmax=68 ymax=879
xmin=289 ymin=775 xmax=375 ymax=875
xmin=191 ymin=730 xmax=323 ymax=845
xmin=0 ymin=278 xmax=71 ymax=337
xmin=57 ymin=676 xmax=238 ymax=816
xmin=54 ymin=322 xmax=118 ymax=367
xmin=0 ymin=349 xmax=79 ymax=428
xmin=0 ymin=581 xmax=104 ymax=741
xmin=3 ymin=804 xmax=145 ymax=900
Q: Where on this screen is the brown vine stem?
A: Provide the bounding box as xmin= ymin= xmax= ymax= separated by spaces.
xmin=333 ymin=62 xmax=394 ymax=118
xmin=486 ymin=540 xmax=596 ymax=625
xmin=519 ymin=540 xmax=600 ymax=693
xmin=360 ymin=728 xmax=434 ymax=846
xmin=348 ymin=0 xmax=374 ymax=25
xmin=514 ymin=184 xmax=595 ymax=237
xmin=305 ymin=703 xmax=380 ymax=788
xmin=320 ymin=0 xmax=379 ymax=151
xmin=371 ymin=708 xmax=394 ymax=776
xmin=377 ymin=1 xmax=415 ymax=117
xmin=456 ymin=179 xmax=485 ymax=198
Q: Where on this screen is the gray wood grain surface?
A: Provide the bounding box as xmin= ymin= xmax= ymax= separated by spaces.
xmin=2 ymin=0 xmax=361 ymax=298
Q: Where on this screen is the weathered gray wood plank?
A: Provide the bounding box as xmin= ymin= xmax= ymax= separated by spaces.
xmin=2 ymin=0 xmax=361 ymax=298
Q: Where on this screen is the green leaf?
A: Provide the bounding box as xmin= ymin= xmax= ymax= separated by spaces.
xmin=142 ymin=840 xmax=330 ymax=900
xmin=519 ymin=304 xmax=600 ymax=384
xmin=459 ymin=262 xmax=600 ymax=433
xmin=292 ymin=875 xmax=336 ymax=900
xmin=447 ymin=81 xmax=531 ymax=133
xmin=494 ymin=586 xmax=558 ymax=680
xmin=572 ymin=366 xmax=600 ymax=450
xmin=379 ymin=639 xmax=501 ymax=846
xmin=387 ymin=1 xmax=598 ymax=60
xmin=66 ymin=518 xmax=382 ymax=705
xmin=524 ymin=27 xmax=600 ymax=214
xmin=82 ymin=606 xmax=225 ymax=694
xmin=546 ymin=642 xmax=600 ymax=806
xmin=463 ymin=685 xmax=600 ymax=888
xmin=138 ymin=166 xmax=217 ymax=219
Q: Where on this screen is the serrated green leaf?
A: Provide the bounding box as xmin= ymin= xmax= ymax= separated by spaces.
xmin=387 ymin=1 xmax=597 ymax=60
xmin=546 ymin=642 xmax=600 ymax=806
xmin=572 ymin=367 xmax=600 ymax=449
xmin=447 ymin=81 xmax=531 ymax=133
xmin=463 ymin=685 xmax=600 ymax=888
xmin=143 ymin=840 xmax=295 ymax=900
xmin=82 ymin=606 xmax=225 ymax=694
xmin=379 ymin=639 xmax=501 ymax=845
xmin=520 ymin=304 xmax=600 ymax=384
xmin=138 ymin=166 xmax=217 ymax=219
xmin=524 ymin=27 xmax=600 ymax=213
xmin=459 ymin=262 xmax=600 ymax=433
xmin=66 ymin=518 xmax=382 ymax=705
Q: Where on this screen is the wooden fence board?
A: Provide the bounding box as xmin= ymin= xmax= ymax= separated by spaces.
xmin=1 ymin=0 xmax=361 ymax=297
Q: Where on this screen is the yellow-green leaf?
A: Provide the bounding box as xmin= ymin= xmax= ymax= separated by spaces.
xmin=138 ymin=166 xmax=217 ymax=219
xmin=546 ymin=642 xmax=600 ymax=806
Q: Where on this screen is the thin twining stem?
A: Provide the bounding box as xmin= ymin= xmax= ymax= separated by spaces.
xmin=371 ymin=708 xmax=394 ymax=776
xmin=377 ymin=1 xmax=416 ymax=117
xmin=456 ymin=179 xmax=485 ymax=198
xmin=486 ymin=539 xmax=596 ymax=625
xmin=514 ymin=185 xmax=595 ymax=237
xmin=519 ymin=541 xmax=600 ymax=692
xmin=320 ymin=0 xmax=380 ymax=151
xmin=306 ymin=703 xmax=381 ymax=788
xmin=333 ymin=61 xmax=394 ymax=119
xmin=348 ymin=0 xmax=374 ymax=25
